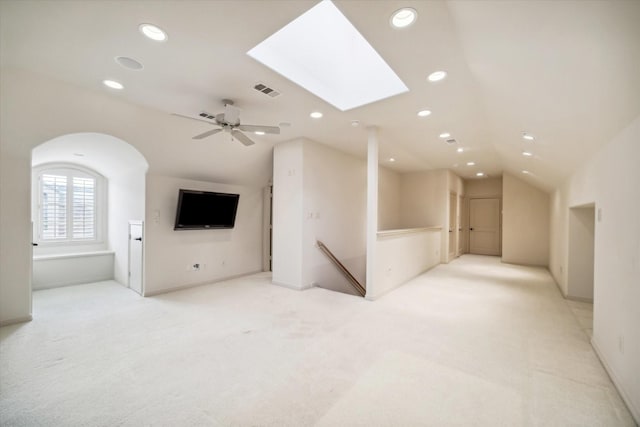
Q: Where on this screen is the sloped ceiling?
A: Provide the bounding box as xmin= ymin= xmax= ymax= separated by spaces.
xmin=1 ymin=0 xmax=639 ymax=190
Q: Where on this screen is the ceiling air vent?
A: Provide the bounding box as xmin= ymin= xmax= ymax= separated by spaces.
xmin=254 ymin=82 xmax=281 ymax=98
xmin=446 ymin=138 xmax=457 ymax=145
xmin=199 ymin=112 xmax=215 ymax=120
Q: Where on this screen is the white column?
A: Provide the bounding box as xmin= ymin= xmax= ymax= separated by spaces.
xmin=365 ymin=126 xmax=378 ymax=300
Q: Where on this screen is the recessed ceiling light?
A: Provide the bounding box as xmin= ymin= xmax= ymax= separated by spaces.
xmin=476 ymin=172 xmax=485 ymax=177
xmin=439 ymin=132 xmax=450 ymax=138
xmin=389 ymin=158 xmax=396 ymax=162
xmin=115 ymin=56 xmax=143 ymax=70
xmin=310 ymin=111 xmax=323 ymax=119
xmin=522 ymin=133 xmax=535 ymax=141
xmin=351 ymin=120 xmax=360 ymax=127
xmin=417 ymin=110 xmax=431 ymax=117
xmin=466 ymin=161 xmax=475 ymax=166
xmin=456 ymin=147 xmax=464 ymax=153
xmin=255 ymin=131 xmax=266 ymax=135
xmin=139 ymin=23 xmax=167 ymax=42
xmin=428 ymin=71 xmax=447 ymax=82
xmin=390 ymin=8 xmax=417 ymax=29
xmin=522 ymin=170 xmax=531 ymax=174
xmin=248 ymin=0 xmax=408 ymax=111
xmin=522 ymin=151 xmax=533 ymax=157
xmin=103 ymin=79 xmax=124 ymax=90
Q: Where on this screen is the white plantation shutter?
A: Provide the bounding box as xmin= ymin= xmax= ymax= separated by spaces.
xmin=41 ymin=174 xmax=68 ymax=240
xmin=72 ymin=176 xmax=95 ymax=239
xmin=37 ymin=167 xmax=100 ymax=243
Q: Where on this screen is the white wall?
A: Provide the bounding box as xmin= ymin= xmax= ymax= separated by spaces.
xmin=373 ymin=229 xmax=441 ymax=299
xmin=272 ymin=141 xmax=304 ymax=289
xmin=378 ymin=166 xmax=401 ymax=230
xmin=549 ymin=115 xmax=640 ymax=421
xmin=272 ymin=139 xmax=367 ymax=294
xmin=502 ymin=173 xmax=550 ymax=266
xmin=33 ymin=252 xmax=114 ymax=290
xmin=464 ymin=177 xmax=503 ymax=198
xmin=301 ymin=140 xmax=367 ymax=292
xmin=109 ymin=170 xmax=146 ymax=285
xmin=0 ymin=152 xmax=33 ymax=324
xmin=399 ymin=170 xmax=448 ymax=262
xmin=143 ymin=174 xmax=263 ymax=295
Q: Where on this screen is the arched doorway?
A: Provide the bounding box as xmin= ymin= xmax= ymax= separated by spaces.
xmin=31 ymin=133 xmax=149 ymax=295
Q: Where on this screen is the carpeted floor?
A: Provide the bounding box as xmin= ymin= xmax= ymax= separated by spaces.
xmin=0 ymin=255 xmax=635 ymax=426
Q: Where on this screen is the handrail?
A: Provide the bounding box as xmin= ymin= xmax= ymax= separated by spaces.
xmin=316 ymin=240 xmax=366 ymax=297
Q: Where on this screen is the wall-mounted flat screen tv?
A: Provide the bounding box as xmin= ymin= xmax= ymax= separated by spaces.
xmin=174 ymin=189 xmax=240 ymax=230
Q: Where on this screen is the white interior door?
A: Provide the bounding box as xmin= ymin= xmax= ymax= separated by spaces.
xmin=128 ymin=221 xmax=144 ymax=295
xmin=469 ymin=198 xmax=501 ymax=256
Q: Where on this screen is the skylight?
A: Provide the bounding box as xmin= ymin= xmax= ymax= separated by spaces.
xmin=247 ymin=0 xmax=408 ymax=111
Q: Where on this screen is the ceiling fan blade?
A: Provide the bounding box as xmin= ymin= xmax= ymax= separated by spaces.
xmin=193 ymin=128 xmax=223 ymax=140
xmin=231 ymin=129 xmax=255 ymax=146
xmin=237 ymin=124 xmax=280 ymax=135
xmin=171 ymin=113 xmax=215 ymax=125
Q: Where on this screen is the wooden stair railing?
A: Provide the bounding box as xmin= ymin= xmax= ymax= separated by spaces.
xmin=316 ymin=240 xmax=366 ymax=297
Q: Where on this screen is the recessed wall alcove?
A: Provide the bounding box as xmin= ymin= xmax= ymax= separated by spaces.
xmin=31 ymin=132 xmax=149 ymax=291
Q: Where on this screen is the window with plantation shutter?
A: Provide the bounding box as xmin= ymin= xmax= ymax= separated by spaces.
xmin=35 ymin=166 xmax=103 ymax=245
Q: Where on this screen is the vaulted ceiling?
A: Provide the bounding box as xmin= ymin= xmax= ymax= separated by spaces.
xmin=2 ymin=0 xmax=639 ymax=191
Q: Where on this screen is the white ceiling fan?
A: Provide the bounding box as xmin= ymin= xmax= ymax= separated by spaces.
xmin=173 ymin=99 xmax=280 ymax=146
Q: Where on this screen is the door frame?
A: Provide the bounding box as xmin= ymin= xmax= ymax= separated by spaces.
xmin=448 ymin=191 xmax=458 ymax=262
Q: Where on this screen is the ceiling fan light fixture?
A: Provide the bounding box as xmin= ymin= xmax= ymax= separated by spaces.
xmin=139 ymin=23 xmax=167 ymax=42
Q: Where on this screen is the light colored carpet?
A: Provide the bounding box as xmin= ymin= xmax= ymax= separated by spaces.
xmin=0 ymin=255 xmax=635 ymax=426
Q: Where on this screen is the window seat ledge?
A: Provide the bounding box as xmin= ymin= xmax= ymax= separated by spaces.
xmin=33 ymin=250 xmax=114 ymax=261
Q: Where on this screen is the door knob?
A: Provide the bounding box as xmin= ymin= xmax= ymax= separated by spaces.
xmin=470 ymin=228 xmax=474 ymax=231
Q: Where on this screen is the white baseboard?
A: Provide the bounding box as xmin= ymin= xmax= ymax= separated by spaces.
xmin=143 ymin=271 xmax=263 ymax=297
xmin=566 ymin=294 xmax=594 ymax=303
xmin=591 ymin=337 xmax=640 ymax=425
xmin=271 ymin=280 xmax=313 ymax=291
xmin=0 ymin=315 xmax=33 ymax=327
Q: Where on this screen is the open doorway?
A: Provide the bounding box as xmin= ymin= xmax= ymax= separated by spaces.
xmin=567 ymin=204 xmax=595 ymax=300
xmin=567 ymin=203 xmax=595 ymax=338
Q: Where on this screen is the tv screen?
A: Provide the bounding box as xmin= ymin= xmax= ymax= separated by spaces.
xmin=174 ymin=189 xmax=239 ymax=230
